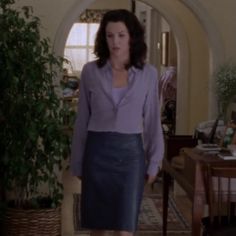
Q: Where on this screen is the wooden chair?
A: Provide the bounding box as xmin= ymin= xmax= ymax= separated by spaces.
xmin=202 ymin=164 xmax=236 ymax=236
xmin=164 ymin=135 xmax=197 ymax=161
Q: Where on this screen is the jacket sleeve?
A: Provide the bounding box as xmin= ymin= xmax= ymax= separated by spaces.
xmin=143 ymin=67 xmax=164 ymax=176
xmin=70 ymin=64 xmax=90 ymax=176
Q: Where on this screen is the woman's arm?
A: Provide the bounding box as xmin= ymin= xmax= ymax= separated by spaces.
xmin=143 ymin=67 xmax=164 ymax=181
xmin=70 ymin=64 xmax=91 ymax=177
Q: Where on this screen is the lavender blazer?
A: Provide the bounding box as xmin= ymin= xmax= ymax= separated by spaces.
xmin=70 ymin=60 xmax=164 ymax=177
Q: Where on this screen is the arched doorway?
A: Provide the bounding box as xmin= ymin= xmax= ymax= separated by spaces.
xmin=54 ymin=0 xmax=224 ymax=134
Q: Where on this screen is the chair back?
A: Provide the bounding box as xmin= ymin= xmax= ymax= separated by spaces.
xmin=207 ymin=164 xmax=236 ymax=226
xmin=164 ymin=135 xmax=197 ymax=161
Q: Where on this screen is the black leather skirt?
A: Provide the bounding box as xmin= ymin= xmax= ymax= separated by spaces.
xmin=80 ymin=131 xmax=145 ymax=232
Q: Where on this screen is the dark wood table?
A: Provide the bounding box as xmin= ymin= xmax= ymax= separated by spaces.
xmin=162 ymin=147 xmax=236 ymax=236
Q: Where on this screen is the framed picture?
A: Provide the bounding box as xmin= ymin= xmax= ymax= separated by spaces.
xmin=161 ymin=32 xmax=169 ymax=66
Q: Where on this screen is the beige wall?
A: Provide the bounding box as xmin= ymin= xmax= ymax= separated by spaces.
xmin=15 ymin=0 xmax=79 ymax=40
xmin=14 ymin=0 xmax=236 ymax=133
xmin=89 ymin=0 xmax=130 ymax=9
xmin=199 ymin=0 xmax=236 ymax=62
xmin=15 ymin=0 xmax=130 ymax=40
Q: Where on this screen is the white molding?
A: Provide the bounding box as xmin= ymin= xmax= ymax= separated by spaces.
xmin=53 ymin=0 xmax=94 ymax=57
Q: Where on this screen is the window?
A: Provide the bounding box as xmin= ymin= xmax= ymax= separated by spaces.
xmin=64 ymin=23 xmax=99 ymax=74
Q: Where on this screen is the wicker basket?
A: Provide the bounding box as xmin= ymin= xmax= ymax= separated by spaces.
xmin=3 ymin=207 xmax=61 ymax=236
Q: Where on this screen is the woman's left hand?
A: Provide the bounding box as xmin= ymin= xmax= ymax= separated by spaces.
xmin=146 ymin=175 xmax=157 ymax=184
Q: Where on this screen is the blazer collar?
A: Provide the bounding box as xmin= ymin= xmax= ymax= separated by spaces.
xmin=99 ymin=60 xmax=139 ymax=108
xmin=101 ymin=60 xmax=139 ymax=75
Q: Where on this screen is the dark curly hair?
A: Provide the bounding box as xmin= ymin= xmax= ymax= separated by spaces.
xmin=94 ymin=9 xmax=147 ymax=69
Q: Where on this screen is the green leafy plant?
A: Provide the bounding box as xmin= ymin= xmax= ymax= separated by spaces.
xmin=0 ymin=0 xmax=70 ymax=209
xmin=215 ymin=63 xmax=236 ymax=120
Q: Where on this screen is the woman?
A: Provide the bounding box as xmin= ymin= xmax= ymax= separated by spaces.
xmin=70 ymin=9 xmax=164 ymax=236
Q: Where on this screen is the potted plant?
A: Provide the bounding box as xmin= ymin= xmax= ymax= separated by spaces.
xmin=215 ymin=62 xmax=236 ymax=121
xmin=0 ymin=0 xmax=70 ymax=235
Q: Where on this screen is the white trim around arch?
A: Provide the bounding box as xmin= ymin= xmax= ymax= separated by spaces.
xmin=53 ymin=0 xmax=95 ymax=58
xmin=140 ymin=0 xmax=190 ymax=133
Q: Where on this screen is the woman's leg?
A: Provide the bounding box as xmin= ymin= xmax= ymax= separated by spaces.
xmin=113 ymin=231 xmax=133 ymax=236
xmin=90 ymin=230 xmax=106 ymax=236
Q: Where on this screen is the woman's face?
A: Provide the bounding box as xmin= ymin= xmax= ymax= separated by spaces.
xmin=105 ymin=21 xmax=130 ymax=58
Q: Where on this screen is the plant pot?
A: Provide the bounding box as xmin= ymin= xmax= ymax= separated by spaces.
xmin=3 ymin=207 xmax=61 ymax=236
